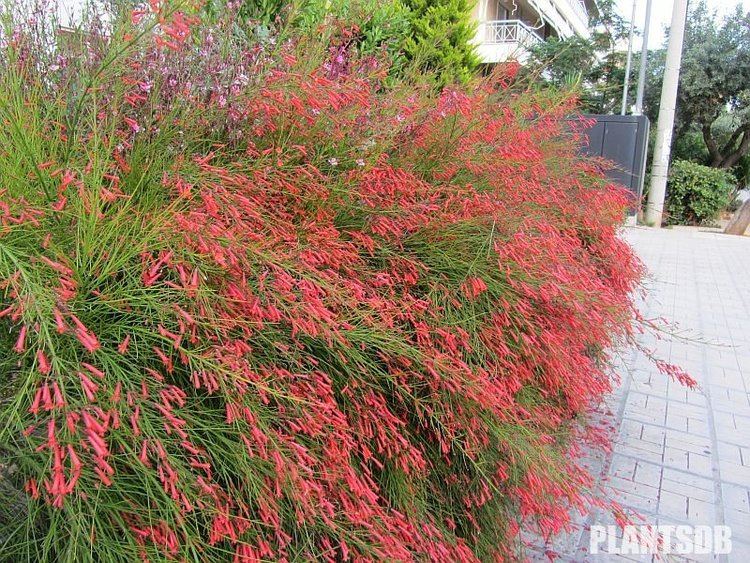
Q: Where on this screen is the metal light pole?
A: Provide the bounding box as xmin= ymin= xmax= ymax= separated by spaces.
xmin=634 ymin=0 xmax=653 ymax=115
xmin=620 ymin=0 xmax=638 ymax=115
xmin=645 ymin=0 xmax=689 ymax=227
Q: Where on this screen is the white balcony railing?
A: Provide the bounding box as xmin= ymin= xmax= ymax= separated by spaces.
xmin=523 ymin=0 xmax=590 ymax=39
xmin=564 ymin=0 xmax=589 ymax=26
xmin=483 ymin=20 xmax=544 ymax=47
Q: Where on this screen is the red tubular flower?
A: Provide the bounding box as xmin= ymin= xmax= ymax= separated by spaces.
xmin=69 ymin=316 xmax=100 ymax=353
xmin=80 ymin=362 xmax=105 ymax=379
xmin=36 ymin=350 xmax=51 ymax=374
xmin=13 ymin=325 xmax=27 ymax=353
xmin=52 ymin=308 xmax=67 ymax=334
xmin=24 ymin=479 xmax=39 ymax=499
xmin=66 ymin=445 xmax=82 ymax=493
xmin=1 ymin=26 xmax=685 ymax=560
xmin=460 ymin=277 xmax=488 ymax=300
xmin=78 ymin=372 xmax=99 ymax=402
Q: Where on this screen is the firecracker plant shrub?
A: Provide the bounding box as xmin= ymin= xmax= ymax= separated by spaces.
xmin=0 ymin=1 xmax=694 ymax=561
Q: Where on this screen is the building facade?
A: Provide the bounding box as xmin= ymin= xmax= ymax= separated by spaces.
xmin=472 ymin=0 xmax=598 ymax=63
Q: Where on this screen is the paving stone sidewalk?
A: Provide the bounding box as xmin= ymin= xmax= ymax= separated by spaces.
xmin=531 ymin=226 xmax=750 ymax=562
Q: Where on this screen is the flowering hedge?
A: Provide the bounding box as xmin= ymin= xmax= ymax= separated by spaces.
xmin=0 ymin=2 xmax=682 ymax=561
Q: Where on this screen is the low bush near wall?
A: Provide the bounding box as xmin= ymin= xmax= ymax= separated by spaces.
xmin=666 ymin=160 xmax=736 ymax=225
xmin=0 ymin=2 xmax=686 ymax=561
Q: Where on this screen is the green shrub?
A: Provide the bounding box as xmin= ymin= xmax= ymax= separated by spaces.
xmin=402 ymin=0 xmax=479 ymax=85
xmin=673 ymin=131 xmax=710 ymax=165
xmin=0 ymin=2 xmax=689 ymax=561
xmin=356 ymin=0 xmax=412 ymax=68
xmin=666 ymin=160 xmax=736 ymax=225
xmin=242 ymin=0 xmax=478 ymax=87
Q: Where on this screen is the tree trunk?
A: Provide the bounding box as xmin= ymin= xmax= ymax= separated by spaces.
xmin=702 ymin=122 xmax=750 ymax=169
xmin=718 ymin=130 xmax=750 ymax=168
xmin=725 ymin=199 xmax=750 ymax=236
xmin=703 ymin=124 xmax=722 ymax=166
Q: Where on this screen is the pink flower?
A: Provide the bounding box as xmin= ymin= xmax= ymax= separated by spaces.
xmin=13 ymin=325 xmax=27 ymax=353
xmin=123 ymin=117 xmax=141 ymax=133
xmin=37 ymin=350 xmax=51 ymax=374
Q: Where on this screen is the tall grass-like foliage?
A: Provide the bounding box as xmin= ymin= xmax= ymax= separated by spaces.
xmin=0 ymin=2 xmax=690 ymax=561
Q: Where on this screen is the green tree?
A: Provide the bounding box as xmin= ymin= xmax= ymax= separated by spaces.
xmin=640 ymin=2 xmax=750 ymax=170
xmin=401 ymin=0 xmax=479 ymax=86
xmin=680 ymin=3 xmax=750 ymax=169
xmin=234 ymin=0 xmax=476 ymax=86
xmin=526 ymin=0 xmax=630 ymax=113
xmin=353 ymin=0 xmax=413 ymax=69
xmin=237 ymin=0 xmax=286 ymax=23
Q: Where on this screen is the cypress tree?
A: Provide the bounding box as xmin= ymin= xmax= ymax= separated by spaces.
xmin=402 ymin=0 xmax=480 ymax=85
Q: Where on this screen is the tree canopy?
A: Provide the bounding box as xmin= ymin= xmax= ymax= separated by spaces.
xmin=233 ymin=0 xmax=479 ymax=86
xmin=679 ymin=2 xmax=750 ymax=169
xmin=401 ymin=0 xmax=479 ymax=85
xmin=525 ymin=0 xmax=630 ymax=113
xmin=529 ymin=0 xmax=750 ymax=174
xmin=638 ymin=2 xmax=750 ymax=170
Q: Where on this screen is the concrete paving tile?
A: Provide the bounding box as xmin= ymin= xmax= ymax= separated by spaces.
xmin=664 ymin=429 xmax=712 ymax=455
xmin=663 ymin=447 xmax=691 ymax=472
xmin=610 ymin=454 xmax=638 ymax=481
xmin=609 ymin=475 xmax=661 ymax=500
xmin=660 ymin=476 xmax=714 ymax=503
xmin=719 ymin=461 xmax=750 ymax=486
xmin=724 ymin=510 xmax=750 ymax=541
xmin=657 ymin=489 xmax=689 ymax=520
xmin=728 ymin=540 xmax=750 ymax=563
xmin=613 ymin=489 xmax=659 ymax=514
xmin=633 ymin=460 xmax=663 ymax=487
xmin=722 ymin=483 xmax=750 ymax=514
xmin=687 ymin=452 xmax=713 ymax=476
xmin=686 ymin=497 xmax=718 ymax=525
xmin=552 ymin=228 xmax=750 ymax=560
xmin=662 ymin=468 xmax=715 ymax=491
xmin=665 ymin=413 xmax=690 ymax=432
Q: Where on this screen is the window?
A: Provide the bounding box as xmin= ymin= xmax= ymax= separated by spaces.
xmin=495 ymin=0 xmax=512 ymax=20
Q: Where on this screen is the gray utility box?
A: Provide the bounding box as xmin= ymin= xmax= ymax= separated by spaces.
xmin=578 ymin=114 xmax=650 ymax=214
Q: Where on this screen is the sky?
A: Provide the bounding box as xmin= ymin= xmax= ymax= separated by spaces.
xmin=616 ymin=0 xmax=750 ymax=50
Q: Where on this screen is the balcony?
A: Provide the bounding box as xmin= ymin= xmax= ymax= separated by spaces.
xmin=534 ymin=0 xmax=591 ymax=39
xmin=475 ymin=20 xmax=544 ymax=64
xmin=565 ymin=0 xmax=589 ymax=23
